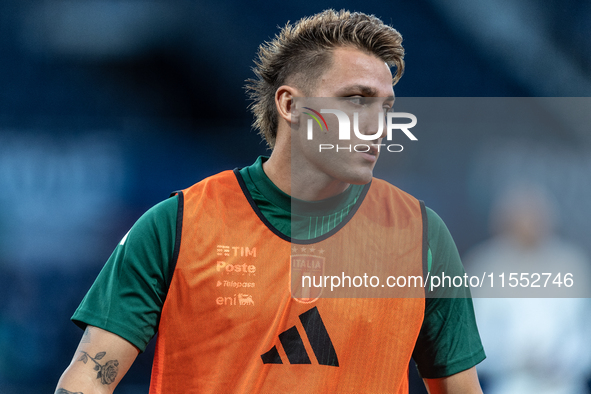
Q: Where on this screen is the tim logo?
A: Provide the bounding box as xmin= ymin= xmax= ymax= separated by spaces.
xmin=304 ymin=107 xmax=417 ymax=153
xmin=216 ymin=245 xmax=256 ymax=257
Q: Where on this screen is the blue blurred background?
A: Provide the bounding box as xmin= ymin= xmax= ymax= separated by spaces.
xmin=0 ymin=0 xmax=590 ymax=392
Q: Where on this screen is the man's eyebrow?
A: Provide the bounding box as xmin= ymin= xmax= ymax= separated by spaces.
xmin=335 ymin=85 xmax=395 ymax=102
xmin=335 ymin=85 xmax=377 ymax=96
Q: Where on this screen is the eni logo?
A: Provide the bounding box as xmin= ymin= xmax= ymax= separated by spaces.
xmin=216 ymin=293 xmax=255 ymax=306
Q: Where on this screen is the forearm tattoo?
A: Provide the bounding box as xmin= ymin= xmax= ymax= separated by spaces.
xmin=56 ymin=389 xmax=83 ymax=394
xmin=78 ymin=351 xmax=120 ymax=385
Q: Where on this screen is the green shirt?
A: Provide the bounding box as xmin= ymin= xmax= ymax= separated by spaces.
xmin=73 ymin=156 xmax=485 ymax=379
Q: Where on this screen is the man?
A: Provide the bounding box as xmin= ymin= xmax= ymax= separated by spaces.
xmin=56 ymin=9 xmax=485 ymax=393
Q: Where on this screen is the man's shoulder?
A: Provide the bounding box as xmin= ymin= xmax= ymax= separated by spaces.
xmin=180 ymin=169 xmax=239 ymax=193
xmin=369 ymin=177 xmax=421 ymax=204
xmin=366 ymin=179 xmax=457 ymax=227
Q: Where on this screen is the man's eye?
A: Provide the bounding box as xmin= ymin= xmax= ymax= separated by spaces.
xmin=347 ymin=97 xmax=364 ymax=106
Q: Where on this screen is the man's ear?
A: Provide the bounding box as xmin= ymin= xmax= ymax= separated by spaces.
xmin=275 ymin=85 xmax=301 ymax=127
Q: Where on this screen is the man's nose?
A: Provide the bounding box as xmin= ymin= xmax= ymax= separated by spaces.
xmin=355 ymin=109 xmax=386 ymax=140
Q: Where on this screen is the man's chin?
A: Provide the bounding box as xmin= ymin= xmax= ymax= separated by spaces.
xmin=346 ymin=172 xmax=374 ymax=185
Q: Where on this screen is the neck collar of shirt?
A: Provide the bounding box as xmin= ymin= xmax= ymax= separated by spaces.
xmin=244 ymin=156 xmax=363 ymax=216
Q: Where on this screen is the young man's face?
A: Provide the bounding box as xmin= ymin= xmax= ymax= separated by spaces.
xmin=291 ymin=46 xmax=395 ymax=190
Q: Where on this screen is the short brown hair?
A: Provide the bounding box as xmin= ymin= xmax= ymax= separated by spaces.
xmin=245 ymin=9 xmax=405 ymax=148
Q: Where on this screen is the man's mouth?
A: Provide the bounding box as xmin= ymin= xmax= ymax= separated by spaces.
xmin=367 ymin=145 xmax=378 ymax=156
xmin=358 ymin=145 xmax=378 ymax=163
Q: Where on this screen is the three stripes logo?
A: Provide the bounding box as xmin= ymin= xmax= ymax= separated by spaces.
xmin=260 ymin=307 xmax=339 ymax=367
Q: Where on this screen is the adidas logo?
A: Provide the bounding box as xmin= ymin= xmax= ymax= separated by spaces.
xmin=261 ymin=307 xmax=339 ymax=367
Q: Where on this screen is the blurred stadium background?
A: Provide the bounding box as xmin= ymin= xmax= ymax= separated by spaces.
xmin=0 ymin=0 xmax=589 ymax=392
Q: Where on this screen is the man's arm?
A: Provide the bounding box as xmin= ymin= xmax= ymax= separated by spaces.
xmin=423 ymin=366 xmax=483 ymax=394
xmin=55 ymin=326 xmax=139 ymax=394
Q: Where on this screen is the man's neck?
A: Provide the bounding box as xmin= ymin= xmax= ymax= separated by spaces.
xmin=263 ymin=148 xmax=350 ymax=201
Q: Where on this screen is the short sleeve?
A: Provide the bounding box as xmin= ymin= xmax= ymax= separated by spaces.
xmin=72 ymin=195 xmax=179 ymax=351
xmin=412 ymin=207 xmax=486 ymax=378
